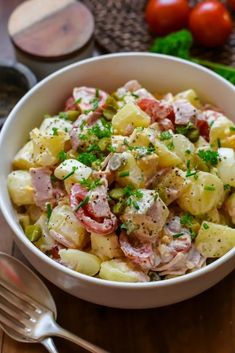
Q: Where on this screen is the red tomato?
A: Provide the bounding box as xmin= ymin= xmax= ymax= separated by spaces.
xmin=145 ymin=0 xmax=190 ymax=35
xmin=189 ymin=0 xmax=233 ymax=47
xmin=227 ymin=0 xmax=235 ymax=10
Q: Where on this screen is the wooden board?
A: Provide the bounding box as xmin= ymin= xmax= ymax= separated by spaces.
xmin=8 ymin=0 xmax=94 ymax=59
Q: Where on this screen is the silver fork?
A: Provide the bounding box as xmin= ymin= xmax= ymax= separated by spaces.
xmin=0 ymin=277 xmax=108 ymax=353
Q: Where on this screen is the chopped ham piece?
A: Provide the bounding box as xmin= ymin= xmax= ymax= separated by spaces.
xmin=30 ymin=168 xmax=53 ymax=208
xmin=173 ymin=99 xmax=198 ymax=125
xmin=73 ymin=87 xmax=108 ymax=113
xmin=119 ymin=231 xmax=161 ymax=271
xmin=49 ymin=229 xmax=76 ymax=249
xmin=70 ymin=182 xmax=117 ymax=235
xmin=64 ymin=96 xmax=79 ymax=112
xmin=137 ymin=98 xmax=175 ymax=130
xmin=121 ymin=190 xmax=169 ymax=243
xmin=124 ymin=80 xmax=141 ymax=92
xmin=155 ymin=246 xmax=205 ymax=276
xmin=196 ymin=109 xmax=221 ymax=140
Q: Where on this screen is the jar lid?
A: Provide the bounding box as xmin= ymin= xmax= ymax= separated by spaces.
xmin=8 ymin=0 xmax=94 ymax=61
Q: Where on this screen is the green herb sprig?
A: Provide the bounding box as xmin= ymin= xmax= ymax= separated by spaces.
xmin=150 ymin=29 xmax=235 ymax=85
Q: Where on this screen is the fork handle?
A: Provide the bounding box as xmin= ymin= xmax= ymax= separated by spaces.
xmin=41 ymin=337 xmax=59 ymax=353
xmin=50 ymin=322 xmax=108 ymax=353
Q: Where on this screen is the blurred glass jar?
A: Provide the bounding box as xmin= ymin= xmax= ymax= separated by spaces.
xmin=8 ymin=0 xmax=94 ymax=80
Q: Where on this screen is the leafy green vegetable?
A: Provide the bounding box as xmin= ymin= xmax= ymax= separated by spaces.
xmin=150 ymin=29 xmax=235 ymax=85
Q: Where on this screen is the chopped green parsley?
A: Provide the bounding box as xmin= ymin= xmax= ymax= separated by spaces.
xmin=180 ymin=213 xmax=193 ymax=227
xmin=46 ymin=203 xmax=52 ymax=220
xmin=197 ymin=149 xmax=219 ymax=167
xmin=160 ymin=131 xmax=172 ymax=141
xmin=77 ymin=152 xmax=97 ymax=167
xmin=79 ymin=178 xmax=102 ymax=190
xmin=119 ymin=171 xmax=130 ymax=177
xmin=74 ymin=97 xmax=82 ymax=104
xmin=224 ymin=184 xmax=231 ymax=191
xmin=52 ymin=127 xmax=58 ymax=136
xmin=204 ymin=185 xmax=215 ymax=191
xmin=62 ymin=166 xmax=78 ymax=180
xmin=57 ymin=150 xmax=67 ymax=162
xmin=75 ymin=196 xmax=90 ymax=211
xmin=203 ymin=223 xmax=209 ymax=230
xmin=59 ymin=112 xmax=69 ymax=120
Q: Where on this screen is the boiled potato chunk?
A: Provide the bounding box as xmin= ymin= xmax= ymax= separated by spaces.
xmin=174 ymin=89 xmax=202 ymax=108
xmin=114 ymin=152 xmax=144 ymax=188
xmin=111 ymin=135 xmax=126 ymax=152
xmin=54 ymin=159 xmax=92 ymax=182
xmin=112 ymin=102 xmax=151 ymax=135
xmin=8 ymin=171 xmax=34 ymax=206
xmin=39 ymin=117 xmax=72 ymax=135
xmin=59 ymin=249 xmax=101 ymax=276
xmin=129 ymin=127 xmax=158 ymax=148
xmin=136 ymin=153 xmax=159 ymax=182
xmin=178 ymin=171 xmax=224 ymax=215
xmin=91 ymin=233 xmax=123 ymax=260
xmin=196 ymin=222 xmax=235 ymax=258
xmin=226 ymin=193 xmax=235 ymax=224
xmin=194 ymin=136 xmax=209 ymax=149
xmin=217 ymin=148 xmax=235 ymax=187
xmin=154 ymin=168 xmax=189 ymax=205
xmin=99 ymin=259 xmax=149 ymax=282
xmin=209 ymin=115 xmax=235 ymax=148
xmin=171 ymin=134 xmax=195 ymax=163
xmin=13 ymin=141 xmax=35 ymax=170
xmin=30 ymin=128 xmax=68 ymax=166
xmin=48 ymin=205 xmax=87 ymax=249
xmin=155 ymin=139 xmax=182 ymax=168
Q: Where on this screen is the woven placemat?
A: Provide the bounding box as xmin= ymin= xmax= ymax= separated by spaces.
xmin=81 ymin=0 xmax=235 ymax=66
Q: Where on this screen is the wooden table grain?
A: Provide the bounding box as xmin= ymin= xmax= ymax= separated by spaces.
xmin=0 ymin=1 xmax=235 ymax=352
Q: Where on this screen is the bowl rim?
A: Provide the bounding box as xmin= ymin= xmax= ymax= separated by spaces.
xmin=1 ymin=52 xmax=235 ymax=289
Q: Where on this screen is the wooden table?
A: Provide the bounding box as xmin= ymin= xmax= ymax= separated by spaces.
xmin=1 ymin=1 xmax=235 ymax=352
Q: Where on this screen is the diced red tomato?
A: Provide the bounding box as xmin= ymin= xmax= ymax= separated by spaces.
xmin=196 ymin=118 xmax=210 ymax=140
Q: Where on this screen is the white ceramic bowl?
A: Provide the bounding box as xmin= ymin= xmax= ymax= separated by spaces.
xmin=0 ymin=53 xmax=235 ymax=309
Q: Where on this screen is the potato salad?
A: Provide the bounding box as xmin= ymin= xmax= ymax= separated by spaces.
xmin=8 ymin=80 xmax=235 ymax=282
